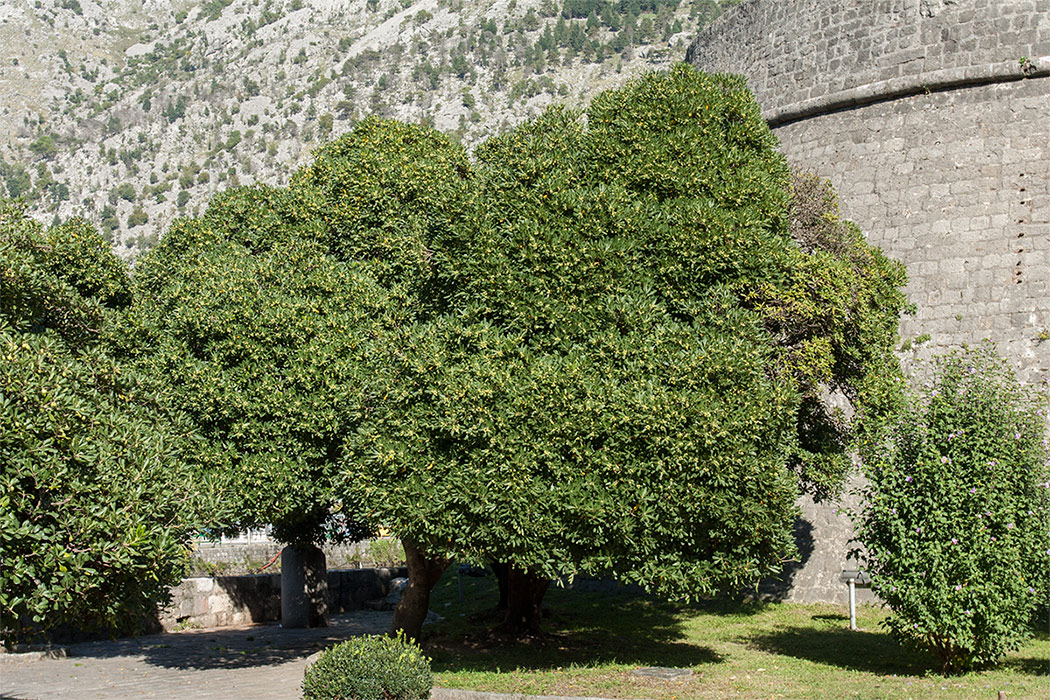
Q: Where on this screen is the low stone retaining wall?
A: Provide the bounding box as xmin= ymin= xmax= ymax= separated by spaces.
xmin=158 ymin=567 xmax=407 ymax=631
xmin=188 ymin=540 xmax=394 ymax=576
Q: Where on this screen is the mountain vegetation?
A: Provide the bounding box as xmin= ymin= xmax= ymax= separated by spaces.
xmin=1 ymin=0 xmax=742 ymax=256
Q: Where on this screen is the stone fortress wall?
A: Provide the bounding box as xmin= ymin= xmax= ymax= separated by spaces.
xmin=686 ymin=0 xmax=1050 ymax=603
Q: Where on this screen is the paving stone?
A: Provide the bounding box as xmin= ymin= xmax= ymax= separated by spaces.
xmin=0 ymin=611 xmax=392 ymax=700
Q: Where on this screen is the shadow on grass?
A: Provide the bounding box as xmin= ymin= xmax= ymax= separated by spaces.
xmin=694 ymin=596 xmax=776 ymax=617
xmin=810 ymin=613 xmax=848 ymax=622
xmin=426 ymin=569 xmax=723 ymax=673
xmin=747 ymin=625 xmax=936 ymax=676
xmin=1002 ymin=657 xmax=1050 ymax=676
xmin=428 ymin=615 xmax=723 ymax=674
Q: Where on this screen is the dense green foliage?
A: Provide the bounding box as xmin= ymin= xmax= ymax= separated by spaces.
xmin=347 ymin=65 xmax=909 ymax=601
xmin=0 ymin=202 xmax=212 ymax=642
xmin=760 ymin=171 xmax=909 ymax=499
xmin=115 ymin=212 xmax=357 ymax=545
xmin=854 ymin=344 xmax=1050 ymax=672
xmin=114 ymin=118 xmax=474 ymax=546
xmin=302 ymin=632 xmax=432 ymax=700
xmin=0 ymin=159 xmax=33 ymax=200
xmin=106 ymin=66 xmax=906 ymax=634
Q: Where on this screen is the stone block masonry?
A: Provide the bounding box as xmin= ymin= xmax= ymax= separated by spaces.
xmin=775 ymin=78 xmax=1050 ymax=379
xmin=156 ymin=567 xmax=407 ymax=631
xmin=688 ymin=0 xmax=1050 ymax=604
xmin=188 ymin=540 xmax=376 ymax=575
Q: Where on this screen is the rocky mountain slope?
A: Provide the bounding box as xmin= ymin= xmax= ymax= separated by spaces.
xmin=1 ymin=0 xmax=739 ymax=256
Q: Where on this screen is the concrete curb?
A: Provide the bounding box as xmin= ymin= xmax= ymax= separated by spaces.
xmin=432 ymin=690 xmax=631 ymax=700
xmin=0 ymin=646 xmax=69 ymax=664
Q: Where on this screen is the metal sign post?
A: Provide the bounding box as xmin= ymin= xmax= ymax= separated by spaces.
xmin=839 ymin=570 xmax=870 ymax=630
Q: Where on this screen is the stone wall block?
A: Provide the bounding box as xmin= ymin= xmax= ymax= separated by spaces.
xmin=154 ymin=567 xmax=405 ymax=632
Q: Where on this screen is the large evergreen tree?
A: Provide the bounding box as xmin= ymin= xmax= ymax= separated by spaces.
xmin=347 ymin=65 xmax=909 ymax=638
xmin=111 ymin=65 xmax=907 ymax=640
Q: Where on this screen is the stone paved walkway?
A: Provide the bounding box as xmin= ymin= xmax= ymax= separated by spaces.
xmin=0 ymin=611 xmax=393 ymax=699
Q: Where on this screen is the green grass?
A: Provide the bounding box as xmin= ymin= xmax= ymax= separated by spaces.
xmin=422 ymin=568 xmax=1050 ymax=699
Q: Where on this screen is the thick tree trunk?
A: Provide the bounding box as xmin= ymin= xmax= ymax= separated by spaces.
xmin=391 ymin=538 xmax=449 ymax=642
xmin=280 ymin=544 xmax=328 ymax=628
xmin=496 ymin=565 xmax=550 ymax=636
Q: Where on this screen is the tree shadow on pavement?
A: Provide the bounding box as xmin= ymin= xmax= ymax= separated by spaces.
xmin=61 ymin=611 xmax=392 ymax=671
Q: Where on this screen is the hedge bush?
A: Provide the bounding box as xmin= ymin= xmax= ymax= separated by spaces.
xmin=854 ymin=343 xmax=1050 ymax=672
xmin=0 ymin=203 xmax=214 ymax=643
xmin=302 ymin=633 xmax=432 ymax=700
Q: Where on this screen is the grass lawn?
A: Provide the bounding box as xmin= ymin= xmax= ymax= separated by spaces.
xmin=422 ymin=567 xmax=1050 ymax=699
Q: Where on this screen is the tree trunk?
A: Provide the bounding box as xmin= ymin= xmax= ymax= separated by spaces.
xmin=497 ymin=565 xmax=550 ymax=636
xmin=280 ymin=543 xmax=328 ymax=628
xmin=391 ymin=538 xmax=449 ymax=642
xmin=490 ymin=561 xmax=510 ymax=611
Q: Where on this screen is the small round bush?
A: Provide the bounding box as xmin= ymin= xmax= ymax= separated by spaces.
xmin=302 ymin=632 xmax=432 ymax=700
xmin=855 ymin=344 xmax=1050 ymax=673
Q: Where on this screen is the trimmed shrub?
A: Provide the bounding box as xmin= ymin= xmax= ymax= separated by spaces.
xmin=854 ymin=343 xmax=1050 ymax=672
xmin=302 ymin=633 xmax=432 ymax=700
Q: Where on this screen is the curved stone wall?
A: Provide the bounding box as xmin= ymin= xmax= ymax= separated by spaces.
xmin=687 ymin=0 xmax=1050 ymax=604
xmin=688 ymin=0 xmax=1050 ymax=126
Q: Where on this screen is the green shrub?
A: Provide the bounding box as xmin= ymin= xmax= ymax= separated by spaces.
xmin=0 ymin=205 xmax=215 ymax=643
xmin=0 ymin=159 xmax=32 ymax=198
xmin=366 ymin=538 xmax=405 ymax=566
xmin=854 ymin=343 xmax=1050 ymax=672
xmin=115 ymin=182 xmax=136 ymax=202
xmin=302 ymin=633 xmax=432 ymax=700
xmin=127 ymin=207 xmax=149 ymax=228
xmin=29 ymin=134 xmax=58 ymax=160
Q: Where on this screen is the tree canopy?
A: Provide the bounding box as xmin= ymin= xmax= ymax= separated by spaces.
xmin=113 ymin=118 xmax=475 ymax=548
xmin=343 ymin=65 xmax=909 ymax=634
xmin=0 ymin=203 xmax=214 ymax=642
xmin=102 ymin=64 xmax=908 ymax=639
